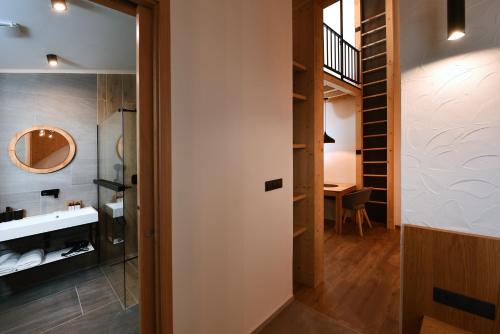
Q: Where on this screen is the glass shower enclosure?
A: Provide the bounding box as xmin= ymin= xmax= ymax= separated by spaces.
xmin=95 ymin=74 xmax=138 ymax=309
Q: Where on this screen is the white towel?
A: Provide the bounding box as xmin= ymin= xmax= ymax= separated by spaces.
xmin=0 ymin=250 xmax=16 ymax=266
xmin=0 ymin=253 xmax=19 ymax=275
xmin=16 ymin=249 xmax=44 ymax=271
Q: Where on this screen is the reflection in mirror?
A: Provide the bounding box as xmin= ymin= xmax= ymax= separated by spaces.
xmin=8 ymin=126 xmax=76 ymax=174
xmin=117 ymin=136 xmax=123 ymax=161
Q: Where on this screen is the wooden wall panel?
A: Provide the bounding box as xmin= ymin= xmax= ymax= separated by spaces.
xmin=403 ymin=225 xmax=500 ymax=334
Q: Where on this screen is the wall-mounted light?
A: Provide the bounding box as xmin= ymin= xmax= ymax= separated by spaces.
xmin=46 ymin=54 xmax=58 ymax=67
xmin=51 ymin=0 xmax=67 ymax=12
xmin=448 ymin=0 xmax=465 ymax=40
xmin=323 ymin=98 xmax=335 ymax=144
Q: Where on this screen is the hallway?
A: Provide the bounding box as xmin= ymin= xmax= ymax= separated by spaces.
xmin=262 ymin=223 xmax=400 ymax=333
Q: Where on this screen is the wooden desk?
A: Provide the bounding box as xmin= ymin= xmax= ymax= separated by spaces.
xmin=324 ymin=183 xmax=356 ymax=234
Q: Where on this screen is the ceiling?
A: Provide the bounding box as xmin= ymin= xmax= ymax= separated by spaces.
xmin=0 ymin=0 xmax=135 ymax=73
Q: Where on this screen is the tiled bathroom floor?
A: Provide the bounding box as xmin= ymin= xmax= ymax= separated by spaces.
xmin=0 ymin=267 xmax=138 ymax=334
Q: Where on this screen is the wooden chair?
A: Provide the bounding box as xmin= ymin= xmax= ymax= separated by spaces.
xmin=342 ymin=188 xmax=373 ymax=236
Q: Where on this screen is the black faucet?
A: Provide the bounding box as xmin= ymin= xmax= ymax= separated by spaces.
xmin=41 ymin=189 xmax=60 ymax=199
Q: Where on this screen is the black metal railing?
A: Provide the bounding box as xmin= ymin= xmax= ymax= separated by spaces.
xmin=323 ymin=23 xmax=360 ymax=84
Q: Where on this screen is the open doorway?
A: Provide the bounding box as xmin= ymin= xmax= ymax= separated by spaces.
xmin=291 ymin=0 xmax=401 ymax=333
xmin=0 ymin=1 xmax=171 ymax=332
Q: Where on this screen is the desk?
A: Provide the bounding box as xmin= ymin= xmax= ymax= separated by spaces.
xmin=324 ymin=183 xmax=356 ymax=234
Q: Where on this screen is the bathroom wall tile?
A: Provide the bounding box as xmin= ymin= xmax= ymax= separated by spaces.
xmin=0 ymin=288 xmax=81 ymax=334
xmin=0 ymin=191 xmax=40 ymax=217
xmin=71 ymin=159 xmax=98 ymax=186
xmin=0 ymin=74 xmax=98 ymax=217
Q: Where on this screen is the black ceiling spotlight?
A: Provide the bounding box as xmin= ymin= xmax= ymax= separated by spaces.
xmin=448 ymin=0 xmax=465 ymax=40
xmin=323 ymin=98 xmax=335 ymax=144
xmin=46 ymin=54 xmax=58 ymax=67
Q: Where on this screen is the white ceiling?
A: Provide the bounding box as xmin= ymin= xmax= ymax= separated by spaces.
xmin=0 ymin=0 xmax=135 ymax=73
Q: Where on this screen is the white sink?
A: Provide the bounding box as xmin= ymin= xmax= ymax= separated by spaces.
xmin=0 ymin=207 xmax=98 ymax=242
xmin=104 ymin=202 xmax=123 ymax=218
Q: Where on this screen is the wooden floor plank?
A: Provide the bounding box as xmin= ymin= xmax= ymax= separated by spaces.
xmin=295 ymin=223 xmax=400 ymax=333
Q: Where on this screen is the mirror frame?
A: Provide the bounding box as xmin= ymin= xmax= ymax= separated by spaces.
xmin=8 ymin=125 xmax=77 ymax=174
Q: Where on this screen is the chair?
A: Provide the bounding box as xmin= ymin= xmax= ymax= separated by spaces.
xmin=342 ymin=188 xmax=373 ymax=236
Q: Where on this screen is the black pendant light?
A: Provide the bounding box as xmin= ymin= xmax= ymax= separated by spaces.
xmin=323 ymin=98 xmax=335 ymax=144
xmin=448 ymin=0 xmax=465 ymax=40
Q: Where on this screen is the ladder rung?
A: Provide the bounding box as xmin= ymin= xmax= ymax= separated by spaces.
xmin=363 ymin=161 xmax=387 ymax=164
xmin=364 ymin=174 xmax=387 ymax=177
xmin=371 ymin=187 xmax=388 ymax=191
xmin=293 ymin=144 xmax=307 ymax=149
xmin=363 ymin=65 xmax=387 ymax=74
xmin=361 ymin=12 xmax=386 ymax=24
xmin=363 ymin=147 xmax=387 ymax=151
xmin=363 ymin=120 xmax=387 ymax=125
xmin=362 ymin=39 xmax=387 ymax=49
xmin=363 ymin=93 xmax=387 ymax=99
xmin=367 ymin=200 xmax=387 ymax=205
xmin=362 ymin=52 xmax=386 ymax=62
xmin=363 ymin=106 xmax=387 ymax=113
xmin=361 ymin=25 xmax=387 ymax=37
xmin=363 ymin=134 xmax=387 ymax=138
xmin=363 ymin=79 xmax=387 ymax=87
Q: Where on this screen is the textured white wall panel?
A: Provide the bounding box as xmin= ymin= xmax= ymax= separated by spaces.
xmin=401 ymin=0 xmax=500 ymax=237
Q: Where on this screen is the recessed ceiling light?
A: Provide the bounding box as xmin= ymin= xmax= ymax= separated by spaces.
xmin=47 ymin=54 xmax=58 ymax=67
xmin=51 ymin=0 xmax=67 ymax=12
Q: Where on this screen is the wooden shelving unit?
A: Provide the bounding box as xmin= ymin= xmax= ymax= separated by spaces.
xmin=291 ymin=0 xmax=324 ymax=289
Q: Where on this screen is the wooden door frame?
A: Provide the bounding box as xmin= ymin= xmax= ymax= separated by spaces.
xmin=90 ymin=1 xmax=172 ymax=333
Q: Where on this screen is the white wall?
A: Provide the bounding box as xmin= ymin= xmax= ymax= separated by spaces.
xmin=401 ymin=0 xmax=500 ymax=237
xmin=171 ymin=1 xmax=293 ymax=333
xmin=323 ymin=0 xmax=355 ymax=45
xmin=324 ymin=97 xmax=356 ymax=220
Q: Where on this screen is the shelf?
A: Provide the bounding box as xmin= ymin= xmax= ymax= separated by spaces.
xmin=293 ymin=93 xmax=307 ymax=102
xmin=293 ymin=61 xmax=307 ymax=72
xmin=293 ymin=144 xmax=307 ymax=149
xmin=293 ymin=193 xmax=307 ymax=202
xmin=93 ymin=179 xmax=130 ymax=192
xmin=0 ymin=243 xmax=95 ymax=277
xmin=293 ymin=225 xmax=307 ymax=238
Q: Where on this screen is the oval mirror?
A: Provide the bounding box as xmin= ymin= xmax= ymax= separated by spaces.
xmin=8 ymin=126 xmax=76 ymax=174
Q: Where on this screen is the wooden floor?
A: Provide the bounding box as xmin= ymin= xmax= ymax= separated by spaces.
xmin=295 ymin=221 xmax=400 ymax=334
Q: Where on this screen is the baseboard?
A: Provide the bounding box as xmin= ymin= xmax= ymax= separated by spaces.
xmin=250 ymin=296 xmax=295 ymax=334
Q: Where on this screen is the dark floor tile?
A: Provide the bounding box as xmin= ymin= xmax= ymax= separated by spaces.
xmin=45 ymin=301 xmax=138 ymax=334
xmin=259 ymin=301 xmax=360 ymax=334
xmin=77 ymin=276 xmax=118 ymax=314
xmin=0 ymin=288 xmax=81 ymax=334
xmin=0 ymin=267 xmax=103 ymax=313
